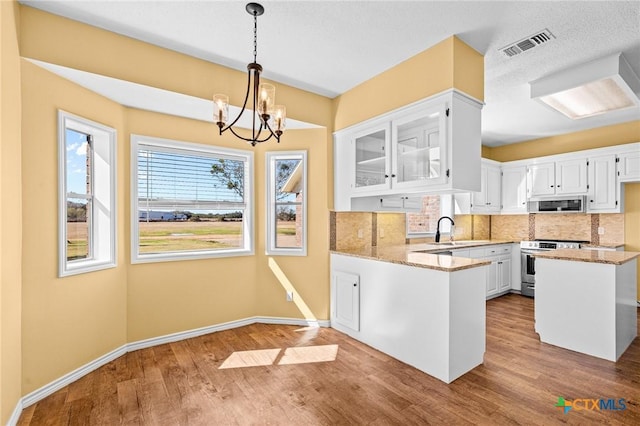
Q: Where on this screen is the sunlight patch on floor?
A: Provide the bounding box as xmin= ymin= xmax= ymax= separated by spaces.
xmin=219 ymin=348 xmax=281 ymax=369
xmin=219 ymin=345 xmax=339 ymax=369
xmin=278 ymin=345 xmax=339 ymax=365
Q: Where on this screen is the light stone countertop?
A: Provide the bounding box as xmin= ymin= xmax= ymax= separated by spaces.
xmin=331 ymin=240 xmax=516 ymax=272
xmin=533 ymin=248 xmax=640 ymax=265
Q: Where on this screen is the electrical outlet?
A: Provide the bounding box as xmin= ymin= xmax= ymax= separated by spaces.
xmin=286 ymin=291 xmax=293 ymax=302
xmin=379 ymin=228 xmax=385 ymax=238
xmin=598 ymin=227 xmax=605 ymax=235
xmin=357 ymin=229 xmax=363 ymax=238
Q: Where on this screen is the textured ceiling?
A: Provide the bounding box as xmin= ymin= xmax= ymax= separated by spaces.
xmin=20 ymin=1 xmax=640 ymax=146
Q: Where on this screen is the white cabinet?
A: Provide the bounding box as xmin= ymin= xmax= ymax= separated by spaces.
xmin=498 ymin=257 xmax=512 ymax=293
xmin=351 ymin=120 xmax=391 ymax=194
xmin=470 ymin=161 xmax=501 ymax=214
xmin=465 ymin=244 xmax=512 ymax=299
xmin=485 ymin=260 xmax=498 ymax=297
xmin=587 ymin=154 xmax=619 ymax=212
xmin=378 ymin=196 xmax=422 ymax=211
xmin=332 ymin=271 xmax=360 ymax=332
xmin=501 ymin=165 xmax=527 ymax=214
xmin=528 ymin=159 xmax=588 ymax=197
xmin=617 ymin=149 xmax=640 ymax=182
xmin=556 ymin=158 xmax=588 ymax=194
xmin=454 ymin=160 xmax=501 ymax=215
xmin=334 ymin=90 xmax=482 ymax=211
xmin=528 ymin=162 xmax=556 ymax=197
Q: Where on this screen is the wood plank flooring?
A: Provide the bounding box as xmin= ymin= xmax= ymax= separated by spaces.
xmin=18 ymin=294 xmax=640 ymax=425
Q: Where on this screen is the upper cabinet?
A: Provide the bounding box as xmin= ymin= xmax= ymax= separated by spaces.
xmin=353 ymin=121 xmax=391 ymax=193
xmin=617 ymin=149 xmax=640 ymax=182
xmin=501 ymin=165 xmax=527 ymax=214
xmin=528 ymin=159 xmax=588 ymax=197
xmin=468 ymin=160 xmax=501 ymax=214
xmin=334 ymin=90 xmax=482 ymax=211
xmin=587 ymin=154 xmax=618 ymax=212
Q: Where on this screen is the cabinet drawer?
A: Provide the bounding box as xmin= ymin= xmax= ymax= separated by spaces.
xmin=485 ymin=245 xmax=511 ymax=256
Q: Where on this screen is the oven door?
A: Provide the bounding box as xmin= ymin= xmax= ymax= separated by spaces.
xmin=521 ymin=249 xmax=544 ymax=297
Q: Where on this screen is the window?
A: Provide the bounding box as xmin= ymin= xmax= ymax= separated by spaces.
xmin=131 ymin=135 xmax=253 ymax=263
xmin=58 ymin=111 xmax=117 ymax=277
xmin=266 ymin=151 xmax=307 ymax=256
xmin=406 ymin=194 xmax=453 ymax=237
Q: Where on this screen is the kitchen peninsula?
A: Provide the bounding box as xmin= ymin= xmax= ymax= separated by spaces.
xmin=534 ymin=249 xmax=640 ymax=361
xmin=331 ymin=243 xmax=490 ymax=383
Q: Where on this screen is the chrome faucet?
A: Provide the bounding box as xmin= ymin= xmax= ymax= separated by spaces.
xmin=435 ymin=216 xmax=455 ymax=243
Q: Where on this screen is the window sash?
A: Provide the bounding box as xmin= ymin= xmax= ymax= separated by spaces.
xmin=131 ymin=135 xmax=254 ymax=262
xmin=266 ymin=151 xmax=307 ymax=256
xmin=58 ymin=110 xmax=116 ymax=277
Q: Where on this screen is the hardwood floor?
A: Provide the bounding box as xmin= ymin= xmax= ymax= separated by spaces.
xmin=18 ymin=294 xmax=640 ymax=425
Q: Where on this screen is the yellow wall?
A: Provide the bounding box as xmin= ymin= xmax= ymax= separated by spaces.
xmin=484 ymin=121 xmax=640 ymax=162
xmin=332 ymin=36 xmax=484 ymax=131
xmin=486 ymin=122 xmax=640 ymax=298
xmin=20 ymin=61 xmax=128 ymax=395
xmin=0 ymin=0 xmax=23 ymax=423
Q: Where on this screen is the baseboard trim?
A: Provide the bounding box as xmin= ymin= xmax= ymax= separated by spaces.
xmin=10 ymin=316 xmax=328 ymax=423
xmin=21 ymin=344 xmax=127 ymax=409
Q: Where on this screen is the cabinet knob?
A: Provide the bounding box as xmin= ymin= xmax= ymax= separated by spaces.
xmin=550 ymin=185 xmax=554 ymax=188
xmin=391 ymin=174 xmax=396 ymax=178
xmin=590 ymin=200 xmax=594 ymax=203
xmin=353 ymin=283 xmax=357 ymax=287
xmin=557 ymin=185 xmax=560 ymax=188
xmin=385 ymin=174 xmax=389 ymax=178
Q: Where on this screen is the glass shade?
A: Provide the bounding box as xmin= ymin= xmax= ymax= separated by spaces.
xmin=272 ymin=105 xmax=286 ymax=133
xmin=213 ymin=94 xmax=229 ymax=125
xmin=258 ymin=83 xmax=275 ymax=116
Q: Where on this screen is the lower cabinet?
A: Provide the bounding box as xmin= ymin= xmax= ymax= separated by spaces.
xmin=466 ymin=245 xmax=512 ymax=299
xmin=332 ymin=271 xmax=360 ymax=332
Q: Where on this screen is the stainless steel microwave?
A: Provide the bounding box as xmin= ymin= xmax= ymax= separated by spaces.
xmin=528 ymin=196 xmax=586 ymax=213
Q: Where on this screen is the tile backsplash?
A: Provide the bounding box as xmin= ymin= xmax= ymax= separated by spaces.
xmin=331 ymin=211 xmax=625 ymax=250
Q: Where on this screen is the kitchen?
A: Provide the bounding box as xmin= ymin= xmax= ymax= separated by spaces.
xmin=330 ymin=85 xmax=640 ymax=381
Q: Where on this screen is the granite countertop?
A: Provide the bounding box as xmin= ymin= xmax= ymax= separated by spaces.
xmin=533 ymin=248 xmax=640 ymax=265
xmin=330 ymin=240 xmax=515 ymax=272
xmin=581 ymin=243 xmax=626 ymax=249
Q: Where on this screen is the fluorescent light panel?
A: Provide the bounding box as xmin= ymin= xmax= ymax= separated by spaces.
xmin=530 ymin=53 xmax=640 ymax=120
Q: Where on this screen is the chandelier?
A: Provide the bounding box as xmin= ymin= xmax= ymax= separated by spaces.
xmin=213 ymin=2 xmax=286 ymax=146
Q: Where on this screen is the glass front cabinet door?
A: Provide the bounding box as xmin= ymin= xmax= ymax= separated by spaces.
xmin=391 ymin=104 xmax=447 ymax=189
xmin=352 ymin=122 xmax=391 ymax=193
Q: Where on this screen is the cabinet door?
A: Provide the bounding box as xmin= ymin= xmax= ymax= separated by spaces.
xmin=618 ymin=150 xmax=640 ymax=182
xmin=392 ymin=105 xmax=447 ymax=189
xmin=556 ymin=158 xmax=588 ymax=195
xmin=498 ymin=258 xmax=512 ymax=292
xmin=333 ymin=271 xmax=360 ymax=331
xmin=486 ymin=259 xmax=499 ymax=297
xmin=485 ymin=165 xmax=502 ymax=212
xmin=470 ymin=168 xmax=487 ymax=212
xmin=501 ymin=166 xmax=527 ymax=213
xmin=528 ymin=163 xmax=555 ymax=197
xmin=588 ymin=155 xmax=617 ymax=212
xmin=353 ymin=123 xmax=391 ymax=193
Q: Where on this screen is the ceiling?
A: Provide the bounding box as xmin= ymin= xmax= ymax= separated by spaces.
xmin=20 ymin=1 xmax=640 ymax=146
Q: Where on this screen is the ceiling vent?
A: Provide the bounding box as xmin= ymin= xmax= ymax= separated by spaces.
xmin=500 ymin=29 xmax=555 ymax=58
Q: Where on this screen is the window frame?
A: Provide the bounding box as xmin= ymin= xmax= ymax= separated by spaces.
xmin=266 ymin=151 xmax=308 ymax=256
xmin=58 ymin=110 xmax=117 ymax=277
xmin=130 ymin=134 xmax=254 ymax=263
xmin=405 ymin=194 xmax=454 ymax=238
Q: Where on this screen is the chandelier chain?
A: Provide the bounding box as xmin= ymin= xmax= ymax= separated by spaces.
xmin=253 ymin=11 xmax=258 ymax=63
